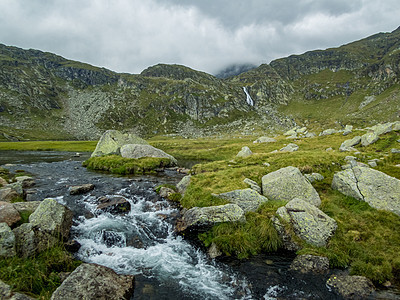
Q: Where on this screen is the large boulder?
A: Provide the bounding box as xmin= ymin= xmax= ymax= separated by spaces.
xmin=332 ymin=166 xmax=400 ymax=216
xmin=368 ymin=122 xmax=395 ymax=136
xmin=177 ymin=204 xmax=245 ymax=232
xmin=339 ymin=136 xmax=361 ymax=152
xmin=262 ymin=166 xmax=321 ymax=207
xmin=253 ymin=136 xmax=276 ymax=143
xmin=236 ymin=146 xmax=253 ymax=158
xmin=273 ymin=198 xmax=337 ymax=249
xmin=12 ymin=201 xmax=41 ymax=215
xmin=29 ymin=198 xmax=73 ymax=240
xmin=214 ymin=188 xmax=268 ymax=213
xmin=0 ymin=201 xmax=21 ymax=227
xmin=120 ymin=144 xmax=178 ymax=165
xmin=0 ymin=223 xmax=16 ymax=257
xmin=51 ymin=263 xmax=135 ymax=300
xmin=326 ymin=275 xmax=375 ymax=299
xmin=91 ymin=130 xmax=148 ymax=157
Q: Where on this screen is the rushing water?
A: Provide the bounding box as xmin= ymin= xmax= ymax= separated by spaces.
xmin=2 ymin=151 xmax=400 ymax=299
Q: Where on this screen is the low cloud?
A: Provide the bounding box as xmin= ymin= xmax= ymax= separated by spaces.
xmin=0 ymin=0 xmax=399 ymax=75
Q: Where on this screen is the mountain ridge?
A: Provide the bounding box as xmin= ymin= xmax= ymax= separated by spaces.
xmin=0 ymin=27 xmax=399 ymax=140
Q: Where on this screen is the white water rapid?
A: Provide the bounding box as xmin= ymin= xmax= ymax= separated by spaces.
xmin=72 ymin=182 xmax=252 ymax=299
xmin=243 ymin=86 xmax=254 ymax=106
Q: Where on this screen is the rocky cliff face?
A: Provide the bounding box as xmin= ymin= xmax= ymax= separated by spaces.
xmin=0 ymin=27 xmax=399 ymax=140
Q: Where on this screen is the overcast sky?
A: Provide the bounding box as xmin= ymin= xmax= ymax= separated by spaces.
xmin=0 ymin=0 xmax=399 ymax=75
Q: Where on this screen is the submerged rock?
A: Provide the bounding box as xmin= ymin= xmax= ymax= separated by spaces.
xmin=69 ymin=184 xmax=95 ymax=195
xmin=96 ymin=196 xmax=131 ymax=215
xmin=290 ymin=254 xmax=329 ymax=274
xmin=273 ymin=198 xmax=337 ymax=249
xmin=51 ymin=263 xmax=135 ymax=300
xmin=332 ymin=166 xmax=400 ymax=216
xmin=215 ymin=188 xmax=268 ymax=213
xmin=177 ymin=204 xmax=245 ymax=232
xmin=326 ymin=275 xmax=375 ymax=299
xmin=120 ymin=144 xmax=177 ymax=165
xmin=262 ymin=166 xmax=321 ymax=207
xmin=91 ymin=129 xmax=148 ymax=157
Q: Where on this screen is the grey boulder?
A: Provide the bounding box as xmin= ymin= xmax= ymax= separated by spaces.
xmin=243 ymin=178 xmax=261 ymax=194
xmin=215 ymin=188 xmax=268 ymax=213
xmin=51 ymin=263 xmax=135 ymax=300
xmin=91 ymin=130 xmax=148 ymax=157
xmin=120 ymin=144 xmax=177 ymax=165
xmin=262 ymin=166 xmax=321 ymax=207
xmin=236 ymin=146 xmax=253 ymax=158
xmin=177 ymin=204 xmax=245 ymax=232
xmin=176 ymin=175 xmax=191 ymax=195
xmin=273 ymin=198 xmax=337 ymax=249
xmin=290 ymin=254 xmax=329 ymax=274
xmin=339 ymin=136 xmax=361 ymax=152
xmin=332 ymin=166 xmax=400 ymax=216
xmin=279 ymin=143 xmax=299 ymax=152
xmin=253 ymin=136 xmax=276 ymax=143
xmin=0 ymin=223 xmax=16 ymax=257
xmin=326 ymin=275 xmax=375 ymax=299
xmin=360 ymin=132 xmax=379 ymax=147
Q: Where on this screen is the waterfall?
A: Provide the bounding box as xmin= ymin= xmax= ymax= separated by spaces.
xmin=243 ymin=87 xmax=254 ymax=106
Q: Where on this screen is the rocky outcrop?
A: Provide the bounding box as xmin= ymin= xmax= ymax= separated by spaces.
xmin=326 ymin=275 xmax=375 ymax=299
xmin=290 ymin=254 xmax=329 ymax=274
xmin=332 ymin=166 xmax=400 ymax=216
xmin=273 ymin=198 xmax=337 ymax=249
xmin=360 ymin=131 xmax=379 ymax=147
xmin=262 ymin=166 xmax=321 ymax=207
xmin=12 ymin=201 xmax=41 ymax=215
xmin=177 ymin=204 xmax=245 ymax=232
xmin=236 ymin=146 xmax=253 ymax=158
xmin=0 ymin=202 xmax=21 ymax=227
xmin=51 ymin=263 xmax=135 ymax=300
xmin=69 ymin=184 xmax=95 ymax=195
xmin=0 ymin=223 xmax=16 ymax=257
xmin=214 ymin=188 xmax=268 ymax=213
xmin=91 ymin=130 xmax=149 ymax=157
xmin=120 ymin=144 xmax=177 ymax=165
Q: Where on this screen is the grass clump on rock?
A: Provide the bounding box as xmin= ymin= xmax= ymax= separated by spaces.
xmin=82 ymin=155 xmax=174 ymax=175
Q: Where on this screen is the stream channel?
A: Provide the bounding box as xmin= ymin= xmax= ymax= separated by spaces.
xmin=1 ymin=151 xmax=399 ymax=299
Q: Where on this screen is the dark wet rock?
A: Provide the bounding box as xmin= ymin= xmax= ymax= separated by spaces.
xmin=96 ymin=196 xmax=131 ymax=215
xmin=332 ymin=166 xmax=400 ymax=216
xmin=158 ymin=187 xmax=175 ymax=199
xmin=262 ymin=166 xmax=321 ymax=207
xmin=214 ymin=188 xmax=268 ymax=213
xmin=0 ymin=223 xmax=16 ymax=257
xmin=290 ymin=254 xmax=329 ymax=274
xmin=0 ymin=201 xmax=21 ymax=227
xmin=177 ymin=204 xmax=245 ymax=232
xmin=69 ymin=184 xmax=95 ymax=195
xmin=91 ymin=129 xmax=148 ymax=157
xmin=51 ymin=263 xmax=135 ymax=300
xmin=326 ymin=275 xmax=375 ymax=299
xmin=64 ymin=239 xmax=81 ymax=253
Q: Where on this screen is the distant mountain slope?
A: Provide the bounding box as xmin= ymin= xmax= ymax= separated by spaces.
xmin=0 ymin=27 xmax=399 ymax=140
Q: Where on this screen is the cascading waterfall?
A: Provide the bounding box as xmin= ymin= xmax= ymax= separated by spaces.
xmin=243 ymin=86 xmax=254 ymax=106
